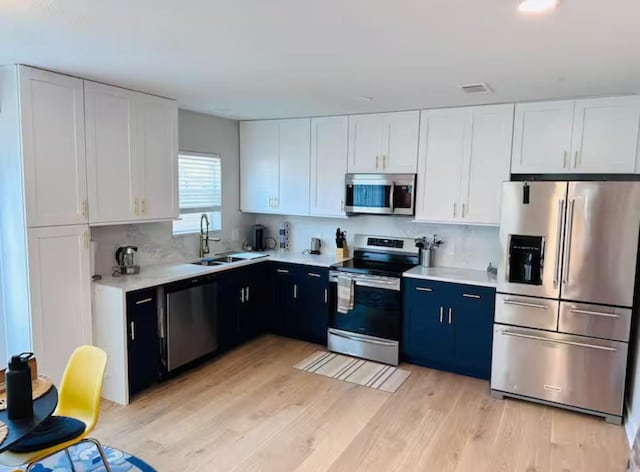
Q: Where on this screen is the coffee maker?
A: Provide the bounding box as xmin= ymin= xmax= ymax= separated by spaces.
xmin=252 ymin=225 xmax=266 ymax=251
xmin=115 ymin=245 xmax=140 ymax=275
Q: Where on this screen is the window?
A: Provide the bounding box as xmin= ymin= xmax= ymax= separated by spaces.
xmin=173 ymin=152 xmax=222 ymax=235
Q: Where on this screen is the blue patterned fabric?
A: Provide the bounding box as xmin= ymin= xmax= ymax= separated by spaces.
xmin=0 ymin=443 xmax=156 ymax=472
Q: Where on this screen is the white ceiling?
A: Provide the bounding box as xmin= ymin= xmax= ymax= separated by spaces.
xmin=1 ymin=0 xmax=639 ymax=120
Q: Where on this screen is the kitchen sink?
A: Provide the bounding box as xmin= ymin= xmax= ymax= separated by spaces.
xmin=191 ymin=255 xmax=244 ymax=266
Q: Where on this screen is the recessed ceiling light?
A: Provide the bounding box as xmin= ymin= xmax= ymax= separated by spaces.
xmin=518 ymin=0 xmax=558 ymax=14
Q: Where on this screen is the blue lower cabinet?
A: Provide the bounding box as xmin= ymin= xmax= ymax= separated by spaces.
xmin=402 ymin=278 xmax=495 ymax=380
xmin=126 ymin=288 xmax=160 ymax=396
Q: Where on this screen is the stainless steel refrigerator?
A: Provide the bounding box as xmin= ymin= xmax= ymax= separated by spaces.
xmin=491 ymin=181 xmax=640 ymax=424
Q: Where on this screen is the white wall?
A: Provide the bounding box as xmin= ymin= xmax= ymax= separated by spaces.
xmin=254 ymin=214 xmax=500 ymax=270
xmin=91 ymin=109 xmax=254 ymax=276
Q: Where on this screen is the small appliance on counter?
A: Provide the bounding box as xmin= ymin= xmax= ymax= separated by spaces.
xmin=252 ymin=224 xmax=266 ymax=251
xmin=114 ymin=245 xmax=140 ymax=275
xmin=310 ymin=237 xmax=321 ymax=255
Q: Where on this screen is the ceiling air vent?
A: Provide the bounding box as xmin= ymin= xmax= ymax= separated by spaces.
xmin=459 ymin=83 xmax=492 ymax=94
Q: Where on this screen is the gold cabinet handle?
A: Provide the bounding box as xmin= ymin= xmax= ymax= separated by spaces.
xmin=82 ymin=199 xmax=88 ymax=217
xmin=83 ymin=230 xmax=90 ymax=249
xmin=376 ymin=156 xmax=379 ymax=169
xmin=574 ymin=151 xmax=579 ymax=167
xmin=382 ymin=155 xmax=387 ymax=169
xmin=141 ymin=198 xmax=147 ymax=215
xmin=563 ymin=151 xmax=568 ymax=168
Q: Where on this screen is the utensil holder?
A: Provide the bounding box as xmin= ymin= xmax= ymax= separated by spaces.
xmin=420 ymin=248 xmax=432 ymax=268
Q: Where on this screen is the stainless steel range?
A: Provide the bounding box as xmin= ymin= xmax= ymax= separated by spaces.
xmin=491 ymin=181 xmax=640 ymax=424
xmin=328 ymin=235 xmax=419 ymax=365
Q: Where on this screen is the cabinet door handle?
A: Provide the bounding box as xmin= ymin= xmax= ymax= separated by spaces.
xmin=453 ymin=202 xmax=457 ymax=217
xmin=461 ymin=203 xmax=466 ymax=218
xmin=293 ymin=284 xmax=298 ymax=299
xmin=416 ymin=287 xmax=432 ymax=292
xmin=382 ymin=155 xmax=387 ymax=169
xmin=245 ymin=286 xmax=250 ymax=302
xmin=83 ymin=230 xmax=90 ymax=249
xmin=134 ymin=198 xmax=139 ymax=215
xmin=130 ymin=321 xmax=135 ymax=341
xmin=82 ymin=199 xmax=88 ymax=217
xmin=141 ymin=198 xmax=147 ymax=215
xmin=439 ymin=306 xmax=443 ymax=323
xmin=563 ymin=151 xmax=568 ymax=168
xmin=275 ymin=197 xmax=279 ymax=208
xmin=376 ymin=156 xmax=379 ymax=169
xmin=341 ymin=200 xmax=345 ymax=212
xmin=277 ymin=268 xmax=289 ymax=274
xmin=448 ymin=307 xmax=453 ymax=324
xmin=463 ymin=293 xmax=480 ymax=299
xmin=574 ymin=151 xmax=579 ymax=167
xmin=324 ymin=289 xmax=328 ymax=304
xmin=308 ymin=272 xmax=321 ymax=278
xmin=135 ymin=297 xmax=153 ymax=305
xmin=240 ymin=288 xmax=245 ymax=303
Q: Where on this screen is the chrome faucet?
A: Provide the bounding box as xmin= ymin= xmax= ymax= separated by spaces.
xmin=199 ymin=213 xmax=210 ymax=258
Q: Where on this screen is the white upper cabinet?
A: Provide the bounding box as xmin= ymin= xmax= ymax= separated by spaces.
xmin=135 ymin=92 xmax=179 ymax=220
xmin=461 ymin=104 xmax=514 ymax=224
xmin=512 ymin=96 xmax=640 ymax=174
xmin=416 ymin=108 xmax=467 ymax=223
xmin=85 ymin=82 xmax=178 ymax=224
xmin=310 ymin=116 xmax=348 ymax=217
xmin=570 ymin=96 xmax=640 ymax=173
xmin=348 ymin=111 xmax=419 ymax=173
xmin=278 ymin=119 xmax=311 ymax=216
xmin=19 ymin=66 xmax=88 ymax=227
xmin=381 ymin=111 xmax=420 ymax=173
xmin=511 ymin=100 xmax=574 ymax=174
xmin=85 ymin=82 xmax=137 ymax=224
xmin=416 ymin=104 xmax=514 ymax=225
xmin=28 ymin=224 xmax=91 ymax=385
xmin=240 ymin=120 xmax=280 ymax=214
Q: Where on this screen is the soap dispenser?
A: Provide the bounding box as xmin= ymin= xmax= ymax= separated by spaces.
xmin=6 ymin=352 xmax=34 ymax=419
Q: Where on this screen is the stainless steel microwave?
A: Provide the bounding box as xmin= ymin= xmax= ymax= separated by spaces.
xmin=345 ymin=174 xmax=416 ymax=216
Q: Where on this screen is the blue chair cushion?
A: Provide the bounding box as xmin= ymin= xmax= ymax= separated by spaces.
xmin=9 ymin=416 xmax=86 ymax=453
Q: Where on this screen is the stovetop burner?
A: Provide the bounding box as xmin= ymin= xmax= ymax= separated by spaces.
xmin=331 ymin=258 xmax=417 ymax=278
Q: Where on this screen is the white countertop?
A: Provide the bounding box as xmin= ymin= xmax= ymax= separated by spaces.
xmin=403 ymin=266 xmax=497 ymax=288
xmin=93 ymin=251 xmax=350 ymax=293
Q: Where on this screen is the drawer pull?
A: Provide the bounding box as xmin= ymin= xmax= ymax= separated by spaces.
xmin=439 ymin=306 xmax=443 ymax=323
xmin=308 ymin=272 xmax=321 ymax=278
xmin=277 ymin=269 xmax=289 ymax=274
xmin=448 ymin=307 xmax=453 ymax=325
xmin=501 ymin=330 xmax=616 ymax=352
xmin=416 ymin=287 xmax=432 ymax=292
xmin=135 ymin=297 xmax=153 ymax=305
xmin=463 ymin=293 xmax=480 ymax=299
xmin=504 ymin=299 xmax=548 ymax=310
xmin=130 ymin=322 xmax=135 ymax=341
xmin=570 ymin=308 xmax=619 ymax=319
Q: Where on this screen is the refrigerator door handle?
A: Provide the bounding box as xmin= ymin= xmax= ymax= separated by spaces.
xmin=553 ymin=199 xmax=565 ymax=288
xmin=562 ymin=199 xmax=575 ymax=284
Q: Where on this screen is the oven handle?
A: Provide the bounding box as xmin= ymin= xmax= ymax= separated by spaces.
xmin=329 ymin=329 xmax=398 ymax=347
xmin=354 ymin=277 xmax=400 ymax=291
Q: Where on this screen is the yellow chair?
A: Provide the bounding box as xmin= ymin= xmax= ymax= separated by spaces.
xmin=0 ymin=345 xmax=111 ymax=471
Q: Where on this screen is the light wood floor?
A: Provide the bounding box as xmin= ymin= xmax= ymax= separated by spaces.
xmin=93 ymin=335 xmax=629 ymax=472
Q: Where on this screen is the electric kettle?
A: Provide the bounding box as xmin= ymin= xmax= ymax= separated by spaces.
xmin=115 ymin=245 xmax=140 ymax=275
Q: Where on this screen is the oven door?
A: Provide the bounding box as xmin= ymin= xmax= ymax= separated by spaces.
xmin=330 ymin=274 xmax=401 ymax=340
xmin=345 ymin=175 xmax=394 ymax=215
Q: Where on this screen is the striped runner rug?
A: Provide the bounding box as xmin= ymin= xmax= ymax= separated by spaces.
xmin=294 ymin=351 xmax=411 ymax=393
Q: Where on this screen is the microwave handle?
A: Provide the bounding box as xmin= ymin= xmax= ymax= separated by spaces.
xmin=390 ymin=182 xmax=395 ymax=213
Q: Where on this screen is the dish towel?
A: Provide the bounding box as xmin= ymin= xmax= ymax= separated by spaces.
xmin=337 ymin=275 xmax=354 ymax=314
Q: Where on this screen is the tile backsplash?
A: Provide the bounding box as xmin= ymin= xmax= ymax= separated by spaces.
xmin=254 ymin=215 xmax=500 ymax=271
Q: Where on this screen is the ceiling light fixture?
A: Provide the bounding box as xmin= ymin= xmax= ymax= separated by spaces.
xmin=518 ymin=0 xmax=558 ymax=14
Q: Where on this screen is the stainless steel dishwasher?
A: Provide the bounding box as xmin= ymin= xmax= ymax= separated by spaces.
xmin=160 ymin=275 xmax=217 ymax=373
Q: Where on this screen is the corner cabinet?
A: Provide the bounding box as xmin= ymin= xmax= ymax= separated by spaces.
xmin=347 ymin=111 xmax=419 ymax=173
xmin=402 ymin=278 xmax=495 ymax=379
xmin=19 ymin=66 xmax=89 ymax=228
xmin=310 ymin=116 xmax=348 ymax=217
xmin=240 ymin=119 xmax=311 ymax=216
xmin=512 ymin=96 xmax=640 ymax=174
xmin=27 ymin=225 xmax=92 ymax=385
xmin=85 ymin=81 xmax=178 ymax=225
xmin=416 ymin=104 xmax=513 ymax=225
